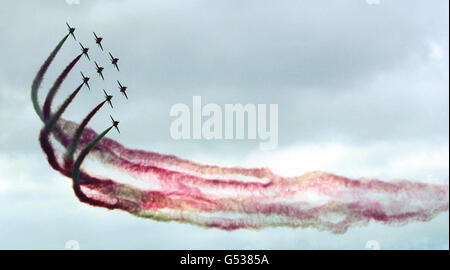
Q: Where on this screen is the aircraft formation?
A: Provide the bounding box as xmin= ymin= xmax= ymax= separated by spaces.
xmin=67 ymin=22 xmax=128 ymax=134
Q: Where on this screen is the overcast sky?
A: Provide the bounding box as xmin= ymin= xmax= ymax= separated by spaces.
xmin=0 ymin=0 xmax=448 ymax=249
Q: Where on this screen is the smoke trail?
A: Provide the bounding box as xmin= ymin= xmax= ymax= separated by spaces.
xmin=42 ymin=118 xmax=449 ymax=233
xmin=38 ymin=83 xmax=85 ymax=175
xmin=28 ymin=40 xmax=136 ymax=213
xmin=64 ymin=100 xmax=107 ymax=168
xmin=39 ymin=128 xmax=63 ymax=172
xmin=72 ymin=126 xmax=114 ymax=205
xmin=38 ymin=100 xmax=138 ymax=210
xmin=32 ymin=32 xmax=449 ymax=234
xmin=41 ymin=120 xmax=450 ymax=234
xmin=56 ymin=120 xmax=276 ymax=182
xmin=46 ymin=83 xmax=83 ymax=132
xmin=31 ymin=34 xmax=69 ymax=121
xmin=42 ymin=53 xmax=83 ymax=120
xmin=29 ymin=38 xmax=273 ymax=181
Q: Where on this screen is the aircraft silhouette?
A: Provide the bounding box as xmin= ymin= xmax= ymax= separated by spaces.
xmin=79 ymin=42 xmax=90 ymax=61
xmin=93 ymin=32 xmax=103 ymax=51
xmin=103 ymin=89 xmax=113 ymax=108
xmin=95 ymin=61 xmax=104 ymax=80
xmin=80 ymin=72 xmax=90 ymax=90
xmin=110 ymin=115 xmax=120 ymax=134
xmin=117 ymin=80 xmax=128 ymax=99
xmin=109 ymin=52 xmax=120 ymax=71
xmin=66 ymin=22 xmax=76 ymax=40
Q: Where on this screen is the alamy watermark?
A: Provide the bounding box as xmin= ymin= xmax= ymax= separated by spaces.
xmin=170 ymin=96 xmax=278 ymax=150
xmin=365 ymin=240 xmax=381 ymax=250
xmin=65 ymin=240 xmax=80 ymax=250
xmin=65 ymin=0 xmax=80 ymax=5
xmin=366 ymin=0 xmax=380 ymax=5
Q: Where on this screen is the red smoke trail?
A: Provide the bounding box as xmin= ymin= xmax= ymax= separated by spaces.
xmin=38 ymin=87 xmax=113 ymax=207
xmin=43 ymin=53 xmax=83 ymax=120
xmin=39 ymin=123 xmax=139 ymax=210
xmin=59 ymin=119 xmax=276 ymax=181
xmin=38 ymin=103 xmax=133 ymax=210
xmin=29 ymin=34 xmax=136 ymax=212
xmin=39 ymin=82 xmax=84 ymax=173
xmin=39 ymin=128 xmax=63 ymax=173
xmin=64 ymin=100 xmax=107 ymax=169
xmin=46 ymin=83 xmax=83 ymax=132
xmin=43 ymin=118 xmax=450 ymax=233
xmin=33 ymin=34 xmax=449 ymax=234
